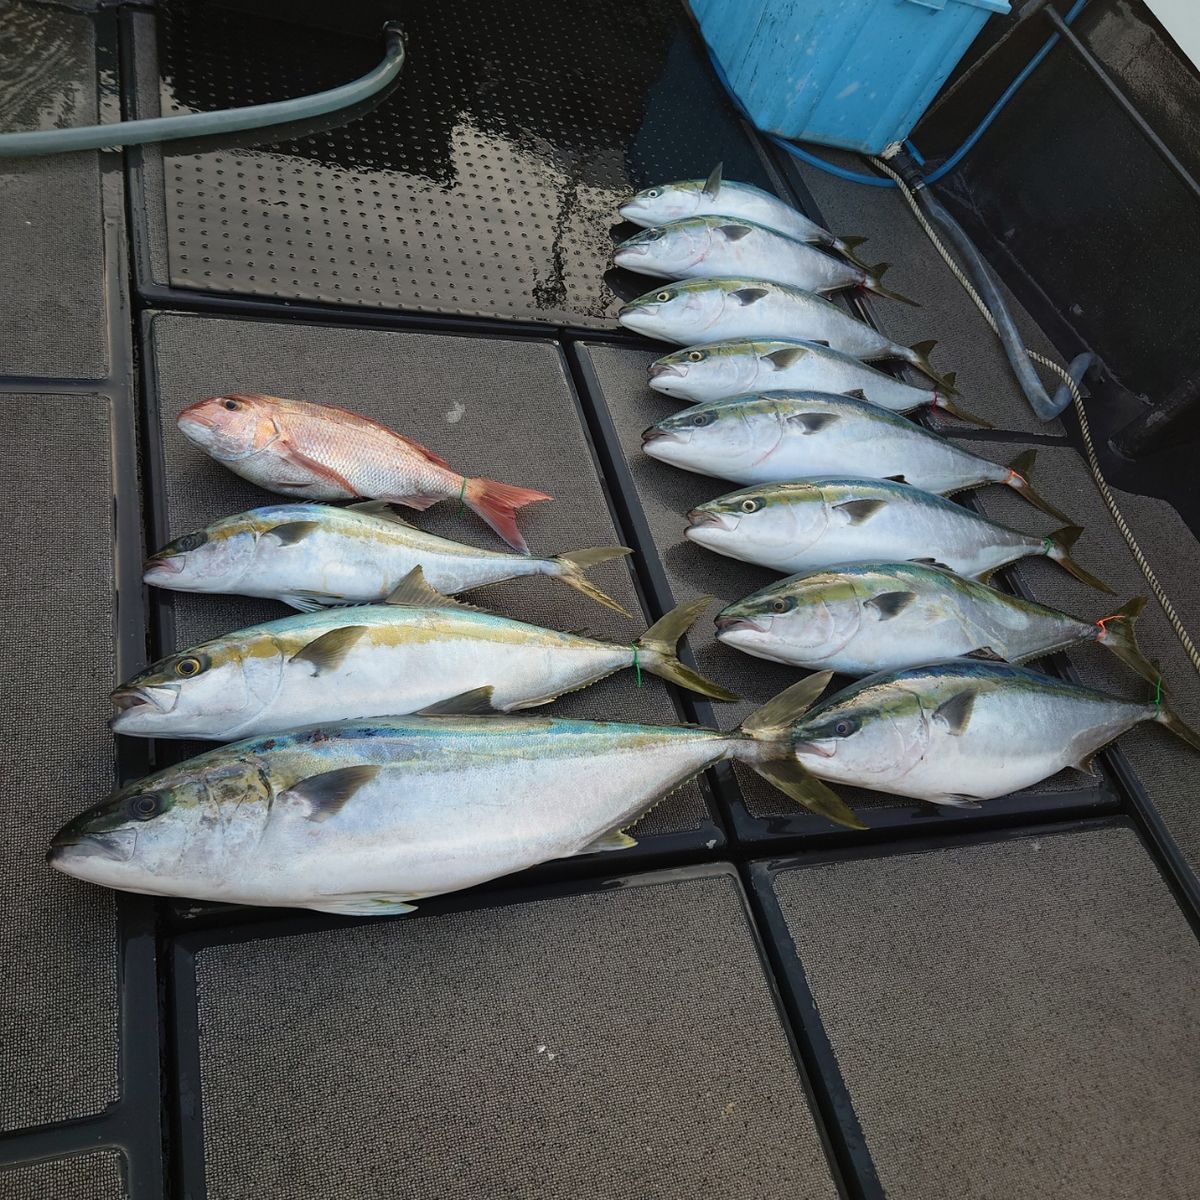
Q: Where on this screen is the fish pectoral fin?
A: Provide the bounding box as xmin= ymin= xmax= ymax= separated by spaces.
xmin=278 ymin=441 xmax=357 ymax=494
xmin=281 ymin=765 xmax=382 ymax=823
xmin=717 ymin=223 xmax=753 ymax=242
xmin=290 ymin=625 xmax=368 ymax=674
xmin=833 ymin=498 xmax=886 ymax=525
xmin=385 ymin=565 xmax=470 ymax=609
xmin=965 ymin=645 xmax=1005 ymax=662
xmin=572 ymin=828 xmax=638 ymax=855
xmin=306 ymin=894 xmax=418 ymax=917
xmin=730 ymin=286 xmax=769 ymax=306
xmin=346 ymin=500 xmax=415 ymax=527
xmin=417 ymin=686 xmax=498 ymax=715
xmin=264 ymin=520 xmax=322 ymax=546
xmin=786 ymin=412 xmax=840 ymax=434
xmin=929 ymin=793 xmax=983 ymax=810
xmin=865 ymin=590 xmax=917 ymax=620
xmin=763 ymin=347 xmax=806 ymax=369
xmin=933 ymin=689 xmax=977 ymax=735
xmin=751 ymin=760 xmax=865 ymax=830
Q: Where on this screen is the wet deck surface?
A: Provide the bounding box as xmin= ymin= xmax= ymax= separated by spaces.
xmin=2 ymin=2 xmax=1198 ymax=1198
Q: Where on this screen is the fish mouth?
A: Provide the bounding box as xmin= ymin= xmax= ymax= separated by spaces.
xmin=618 ymin=302 xmax=653 ymax=319
xmin=686 ymin=508 xmax=735 ymax=531
xmin=640 ymin=425 xmax=677 ymax=445
xmin=612 ymin=244 xmax=647 ymax=264
xmin=715 ymin=614 xmax=768 ymax=635
xmin=143 ymin=554 xmax=183 ymax=578
xmin=48 ymin=828 xmax=137 ymax=865
xmin=110 ymin=686 xmax=177 ymax=727
xmin=793 ymin=740 xmax=836 ymax=759
xmin=648 ymin=361 xmax=685 ymax=379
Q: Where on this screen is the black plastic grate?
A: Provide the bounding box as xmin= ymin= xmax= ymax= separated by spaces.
xmin=140 ymin=0 xmax=779 ymax=326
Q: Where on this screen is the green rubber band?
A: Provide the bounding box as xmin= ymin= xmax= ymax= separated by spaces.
xmin=632 ymin=645 xmax=642 ymax=687
xmin=457 ymin=476 xmax=467 ymax=515
xmin=1154 ymin=676 xmax=1163 ymax=706
xmin=1042 ymin=536 xmax=1053 ymax=555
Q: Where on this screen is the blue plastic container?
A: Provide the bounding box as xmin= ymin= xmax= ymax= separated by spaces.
xmin=691 ymin=0 xmax=1011 ymax=155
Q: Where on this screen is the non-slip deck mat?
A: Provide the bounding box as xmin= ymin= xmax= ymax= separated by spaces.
xmin=0 ymin=1150 xmax=125 ymax=1200
xmin=767 ymin=826 xmax=1200 ymax=1200
xmin=191 ymin=869 xmax=839 ymax=1200
xmin=146 ymin=312 xmax=710 ymax=837
xmin=0 ymin=396 xmax=119 ymax=1130
xmin=962 ymin=437 xmax=1200 ymax=878
xmin=0 ymin=0 xmax=107 ymax=380
xmin=576 ymin=343 xmax=1099 ymax=827
xmin=791 ymin=153 xmax=1064 ymax=438
xmin=135 ymin=0 xmax=776 ymax=327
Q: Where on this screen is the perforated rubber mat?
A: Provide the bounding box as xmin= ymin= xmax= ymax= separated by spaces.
xmin=185 ymin=868 xmax=840 ymax=1200
xmin=0 ymin=395 xmax=120 ymax=1131
xmin=573 ymin=341 xmax=1113 ymax=838
xmin=144 ymin=311 xmax=716 ymax=842
xmin=763 ymin=826 xmax=1200 ymax=1199
xmin=134 ymin=0 xmax=779 ymax=327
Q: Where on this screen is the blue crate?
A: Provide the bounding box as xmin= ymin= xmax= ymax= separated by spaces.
xmin=692 ymin=0 xmax=1011 ymax=155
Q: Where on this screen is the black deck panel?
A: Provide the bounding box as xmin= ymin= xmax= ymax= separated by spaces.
xmin=128 ymin=0 xmax=780 ymax=328
xmin=0 ymin=395 xmax=120 ymax=1131
xmin=0 ymin=1150 xmax=126 ymax=1200
xmin=143 ymin=311 xmax=719 ymax=850
xmin=755 ymin=824 xmax=1200 ymax=1200
xmin=175 ymin=866 xmax=842 ymax=1200
xmin=964 ymin=437 xmax=1200 ymax=885
xmin=571 ymin=340 xmax=1116 ymax=842
xmin=0 ymin=0 xmax=107 ymax=380
xmin=784 ymin=151 xmax=1067 ymax=438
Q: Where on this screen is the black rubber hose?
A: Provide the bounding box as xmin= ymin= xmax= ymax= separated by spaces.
xmin=887 ymin=149 xmax=1062 ymax=422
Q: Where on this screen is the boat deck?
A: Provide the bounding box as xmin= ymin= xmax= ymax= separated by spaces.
xmin=2 ymin=2 xmax=1197 ymax=1197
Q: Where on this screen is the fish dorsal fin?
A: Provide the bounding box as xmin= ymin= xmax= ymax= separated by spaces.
xmin=843 ymin=388 xmax=869 ymax=401
xmin=347 ymin=500 xmax=415 ymax=527
xmin=834 ymin=498 xmax=886 ymax=525
xmin=391 ymin=432 xmax=453 ymax=470
xmin=965 ymin=645 xmax=1004 ymax=661
xmin=763 ymin=347 xmax=807 ymax=369
xmin=417 ymin=685 xmax=498 ymax=715
xmin=283 ymin=765 xmax=381 ymax=823
xmin=883 ymin=474 xmax=907 ymax=483
xmin=290 ymin=625 xmax=367 ymax=674
xmin=703 ymin=161 xmax=723 ymax=198
xmin=265 ymin=520 xmax=322 ymax=546
xmin=865 ymin=591 xmax=916 ymax=620
xmin=809 ymin=339 xmax=831 ymax=347
xmin=743 ymin=671 xmax=834 ymax=735
xmin=730 ymin=286 xmax=769 ymax=306
xmin=786 ymin=412 xmax=839 ymax=434
xmin=934 ymin=689 xmax=976 ymax=735
xmin=384 ymin=566 xmax=467 ymax=609
xmin=911 ymin=557 xmax=954 ymax=572
xmin=717 ymin=223 xmax=753 ymax=242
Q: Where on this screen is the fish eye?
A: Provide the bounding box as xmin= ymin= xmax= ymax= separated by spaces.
xmin=771 ymin=598 xmax=791 ymax=613
xmin=129 ymin=792 xmax=162 ymax=821
xmin=175 ymin=531 xmax=206 ymax=553
xmin=656 ymin=291 xmax=670 ymax=302
xmin=175 ymin=657 xmax=203 ymax=678
xmin=693 ymin=413 xmax=710 ymax=427
xmin=688 ymin=350 xmax=705 ymax=363
xmin=646 ymin=189 xmax=659 ymax=198
xmin=645 ymin=228 xmax=664 ymax=241
xmin=223 ymin=398 xmax=240 ymax=411
xmin=740 ymin=498 xmax=762 ymax=514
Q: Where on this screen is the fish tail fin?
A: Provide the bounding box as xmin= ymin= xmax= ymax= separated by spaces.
xmin=1046 ymin=525 xmax=1114 ymax=594
xmin=904 ymin=339 xmax=957 ymax=393
xmin=733 ymin=673 xmax=865 ymax=830
xmin=636 ymin=595 xmax=738 ymax=702
xmin=1003 ymin=449 xmax=1073 ymax=523
xmin=463 ymin=478 xmax=553 ymax=554
xmin=549 ymin=546 xmax=634 ymax=617
xmin=834 ymin=234 xmax=870 ymax=269
xmin=1095 ymin=597 xmax=1157 ymax=682
xmin=865 ymin=262 xmax=921 ymax=308
xmin=1150 ymin=673 xmax=1200 ymax=752
xmin=933 ymin=385 xmax=992 ymax=427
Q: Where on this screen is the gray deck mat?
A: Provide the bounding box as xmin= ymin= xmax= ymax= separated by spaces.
xmin=960 ymin=436 xmax=1200 ymax=878
xmin=0 ymin=396 xmax=119 ymax=1130
xmin=578 ymin=343 xmax=1086 ymax=822
xmin=146 ymin=313 xmax=710 ymax=838
xmin=769 ymin=826 xmax=1200 ymax=1200
xmin=193 ymin=869 xmax=839 ymax=1200
xmin=0 ymin=1 xmax=106 ymax=380
xmin=791 ymin=153 xmax=1063 ymax=437
xmin=0 ymin=1151 xmax=125 ymax=1200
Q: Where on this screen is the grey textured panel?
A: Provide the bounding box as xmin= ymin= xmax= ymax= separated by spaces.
xmin=962 ymin=437 xmax=1200 ymax=877
xmin=0 ymin=396 xmax=119 ymax=1129
xmin=0 ymin=1151 xmax=125 ymax=1200
xmin=147 ymin=313 xmax=709 ymax=837
xmin=791 ymin=153 xmax=1063 ymax=437
xmin=577 ymin=343 xmax=1086 ymax=821
xmin=770 ymin=827 xmax=1200 ymax=1200
xmin=194 ymin=870 xmax=839 ymax=1200
xmin=0 ymin=0 xmax=106 ymax=379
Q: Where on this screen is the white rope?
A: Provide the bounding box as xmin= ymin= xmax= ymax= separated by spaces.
xmin=869 ymin=155 xmax=1200 ymax=675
